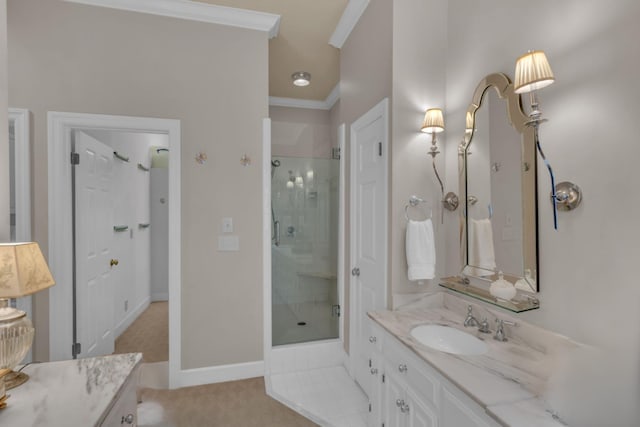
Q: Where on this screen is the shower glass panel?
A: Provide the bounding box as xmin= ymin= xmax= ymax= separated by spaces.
xmin=271 ymin=155 xmax=340 ymax=346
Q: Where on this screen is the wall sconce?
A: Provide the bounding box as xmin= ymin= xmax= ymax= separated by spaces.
xmin=421 ymin=108 xmax=459 ymax=222
xmin=514 ymin=50 xmax=582 ymax=229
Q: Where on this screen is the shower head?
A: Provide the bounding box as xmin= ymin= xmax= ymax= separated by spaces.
xmin=270 ymin=159 xmax=281 ymax=178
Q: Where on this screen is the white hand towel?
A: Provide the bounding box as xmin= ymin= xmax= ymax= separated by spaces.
xmin=406 ymin=219 xmax=436 ymax=281
xmin=469 ymin=218 xmax=496 ymax=272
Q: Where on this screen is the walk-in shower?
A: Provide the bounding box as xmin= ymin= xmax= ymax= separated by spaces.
xmin=271 ymin=156 xmax=340 ymax=346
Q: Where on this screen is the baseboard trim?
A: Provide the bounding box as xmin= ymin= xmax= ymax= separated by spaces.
xmin=172 ymin=360 xmax=264 ymax=388
xmin=114 ymin=297 xmax=151 ymax=338
xmin=151 ymin=292 xmax=169 ymax=302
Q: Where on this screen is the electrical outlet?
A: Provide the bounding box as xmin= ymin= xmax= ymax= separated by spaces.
xmin=222 ymin=217 xmax=233 ymax=233
xmin=125 ymin=300 xmax=128 ymax=311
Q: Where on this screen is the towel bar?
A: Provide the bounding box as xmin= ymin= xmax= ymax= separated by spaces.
xmin=404 ymin=195 xmax=432 ymax=221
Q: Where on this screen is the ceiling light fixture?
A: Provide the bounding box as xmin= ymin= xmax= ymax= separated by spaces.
xmin=291 ymin=71 xmax=311 ymax=87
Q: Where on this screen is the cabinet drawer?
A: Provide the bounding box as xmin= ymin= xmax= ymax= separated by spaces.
xmin=383 ymin=332 xmax=439 ymax=408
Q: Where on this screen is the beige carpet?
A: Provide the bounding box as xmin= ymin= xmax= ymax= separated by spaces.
xmin=115 ymin=301 xmax=169 ymax=362
xmin=139 ymin=377 xmax=318 ymax=427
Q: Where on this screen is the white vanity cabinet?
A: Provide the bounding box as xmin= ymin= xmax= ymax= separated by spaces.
xmin=382 ymin=361 xmax=437 ymax=427
xmin=367 ymin=319 xmax=501 ymax=427
xmin=381 ymin=330 xmax=438 ymax=427
xmin=440 ymin=384 xmax=495 ymax=427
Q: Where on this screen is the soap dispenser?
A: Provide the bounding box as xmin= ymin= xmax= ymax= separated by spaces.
xmin=489 ymin=271 xmax=517 ymax=301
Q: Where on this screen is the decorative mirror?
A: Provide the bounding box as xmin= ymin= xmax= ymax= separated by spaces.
xmin=441 ymin=73 xmax=539 ymax=312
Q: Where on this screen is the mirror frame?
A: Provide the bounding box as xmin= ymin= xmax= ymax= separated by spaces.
xmin=441 ymin=73 xmax=539 ymax=313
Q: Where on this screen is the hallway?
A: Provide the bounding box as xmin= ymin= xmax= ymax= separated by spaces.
xmin=115 ymin=301 xmax=168 ymax=362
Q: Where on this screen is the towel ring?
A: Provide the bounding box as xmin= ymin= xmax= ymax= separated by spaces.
xmin=405 ymin=195 xmax=432 ymax=221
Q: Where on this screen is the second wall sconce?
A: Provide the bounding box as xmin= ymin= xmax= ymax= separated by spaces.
xmin=421 ymin=108 xmax=459 ymax=223
xmin=514 ymin=50 xmax=582 ymax=229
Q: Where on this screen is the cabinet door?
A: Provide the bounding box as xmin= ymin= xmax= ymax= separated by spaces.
xmin=383 ymin=370 xmax=407 ymax=427
xmin=406 ymin=387 xmax=437 ymax=427
xmin=440 ymin=385 xmax=496 ymax=427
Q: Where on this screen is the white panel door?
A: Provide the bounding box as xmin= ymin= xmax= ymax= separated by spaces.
xmin=74 ymin=131 xmax=115 ymax=358
xmin=350 ymin=99 xmax=388 ymax=396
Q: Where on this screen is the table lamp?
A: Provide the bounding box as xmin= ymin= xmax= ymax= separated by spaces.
xmin=0 ymin=242 xmax=55 ymax=389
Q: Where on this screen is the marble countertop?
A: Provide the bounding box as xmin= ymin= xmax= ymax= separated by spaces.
xmin=0 ymin=353 xmax=142 ymax=427
xmin=369 ymin=292 xmax=578 ymax=427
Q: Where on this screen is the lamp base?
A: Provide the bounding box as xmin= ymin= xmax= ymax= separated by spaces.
xmin=0 ymin=369 xmax=29 ymax=389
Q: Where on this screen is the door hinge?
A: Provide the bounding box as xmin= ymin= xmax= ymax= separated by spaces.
xmin=369 ymin=403 xmax=372 ymax=413
xmin=332 ymin=304 xmax=341 ymax=317
xmin=369 ymin=358 xmax=372 ymax=368
xmin=71 ymin=152 xmax=80 ymax=165
xmin=382 ymin=374 xmax=385 ymax=383
xmin=378 ymin=142 xmax=382 ymax=157
xmin=72 ymin=342 xmax=81 ymax=357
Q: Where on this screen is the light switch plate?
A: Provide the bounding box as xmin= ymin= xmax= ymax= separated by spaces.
xmin=218 ymin=235 xmax=239 ymax=251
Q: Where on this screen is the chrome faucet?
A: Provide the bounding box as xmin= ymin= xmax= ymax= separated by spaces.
xmin=463 ymin=305 xmax=479 ymax=328
xmin=494 ymin=319 xmax=517 ymax=342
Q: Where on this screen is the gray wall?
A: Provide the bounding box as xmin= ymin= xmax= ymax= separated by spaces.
xmin=444 ymin=0 xmax=640 ymax=423
xmin=390 ymin=0 xmax=447 ymax=302
xmin=8 ymin=0 xmax=268 ymax=369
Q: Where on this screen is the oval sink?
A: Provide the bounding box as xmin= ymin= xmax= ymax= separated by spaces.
xmin=410 ymin=324 xmax=488 ymax=355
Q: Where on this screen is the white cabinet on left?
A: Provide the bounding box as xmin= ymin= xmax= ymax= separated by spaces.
xmin=2 ymin=353 xmax=142 ymax=427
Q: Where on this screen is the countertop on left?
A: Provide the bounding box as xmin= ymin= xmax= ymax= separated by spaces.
xmin=0 ymin=352 xmax=142 ymax=427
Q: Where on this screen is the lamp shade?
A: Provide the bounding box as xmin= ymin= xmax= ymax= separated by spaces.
xmin=0 ymin=242 xmax=55 ymax=298
xmin=421 ymin=108 xmax=445 ymax=134
xmin=514 ymin=50 xmax=555 ymax=94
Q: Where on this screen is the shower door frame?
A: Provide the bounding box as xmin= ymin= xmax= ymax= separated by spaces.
xmin=263 ymin=120 xmax=347 ymax=375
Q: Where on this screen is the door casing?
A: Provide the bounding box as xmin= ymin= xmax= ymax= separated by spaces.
xmin=47 ymin=112 xmax=181 ymax=386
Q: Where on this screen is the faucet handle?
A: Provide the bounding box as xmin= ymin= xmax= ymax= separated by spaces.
xmin=464 ymin=305 xmax=479 ymax=328
xmin=494 ymin=319 xmax=517 ymax=341
xmin=478 ymin=318 xmax=491 ymax=333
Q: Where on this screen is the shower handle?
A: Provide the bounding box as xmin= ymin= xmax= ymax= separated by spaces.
xmin=274 ymin=220 xmax=280 ymax=247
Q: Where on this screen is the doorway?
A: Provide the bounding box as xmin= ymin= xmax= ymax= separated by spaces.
xmin=72 ymin=129 xmax=169 ymax=360
xmin=47 ymin=112 xmax=181 ymax=385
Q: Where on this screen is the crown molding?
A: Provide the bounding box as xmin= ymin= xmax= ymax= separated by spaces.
xmin=269 ymin=84 xmax=340 ymax=111
xmin=64 ymin=0 xmax=281 ymax=38
xmin=329 ymin=0 xmax=370 ymax=48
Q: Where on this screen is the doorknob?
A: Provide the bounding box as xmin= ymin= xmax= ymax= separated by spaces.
xmin=351 ymin=267 xmax=360 ymax=276
xmin=110 ymin=259 xmax=119 ymax=267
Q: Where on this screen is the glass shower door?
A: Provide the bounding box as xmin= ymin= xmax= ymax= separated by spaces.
xmin=271 ymin=156 xmax=340 ymax=346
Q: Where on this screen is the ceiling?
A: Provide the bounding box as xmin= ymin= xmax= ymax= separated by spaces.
xmin=195 ymin=0 xmax=348 ymax=101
